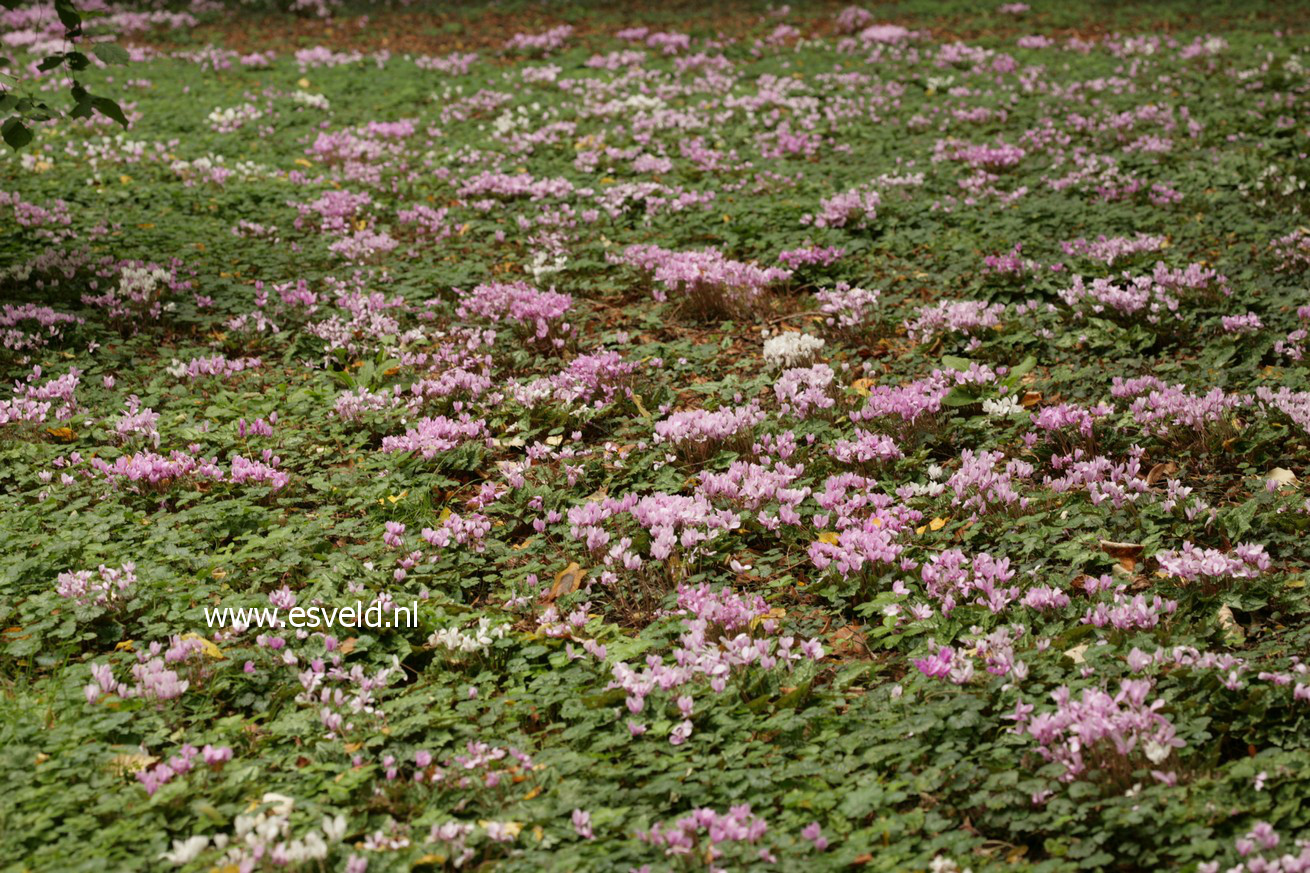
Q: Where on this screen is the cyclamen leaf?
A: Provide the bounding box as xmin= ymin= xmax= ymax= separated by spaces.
xmin=941 ymin=355 xmax=972 ymax=372
xmin=942 ymin=386 xmax=979 ymax=406
xmin=1008 ymin=354 xmax=1037 ymax=381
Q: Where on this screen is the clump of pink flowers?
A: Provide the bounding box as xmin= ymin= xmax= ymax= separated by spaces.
xmin=85 ymin=636 xmax=211 ymax=704
xmin=0 ymin=303 xmax=83 ymax=352
xmin=613 ymin=244 xmax=791 ymax=319
xmin=1013 ymin=679 xmax=1185 ymax=789
xmin=638 ymin=805 xmax=772 ymax=865
xmin=1 ymin=366 xmax=81 ymax=425
xmin=380 ymin=415 xmax=488 ymax=459
xmin=803 ymin=185 xmax=881 ymax=229
xmin=907 ymin=299 xmax=1006 ymax=343
xmin=777 ymin=244 xmax=844 ymax=268
xmin=1155 ymin=542 xmax=1270 ymax=590
xmin=1270 ymin=228 xmax=1310 ymax=272
xmin=56 ymin=562 xmax=137 ymax=609
xmin=608 ymin=581 xmax=821 ymax=747
xmin=814 ymin=282 xmax=882 ymax=334
xmin=230 ymin=452 xmax=290 ymax=492
xmin=1061 ymin=234 xmax=1168 ymax=266
xmin=172 ymin=354 xmax=262 ymax=381
xmin=89 ymin=449 xmax=225 ymax=491
xmin=456 ymin=281 xmax=572 ymax=348
xmin=136 ymin=743 xmax=232 ymax=796
xmin=773 ymin=364 xmax=838 ymax=419
xmin=654 ymin=403 xmax=765 ymax=462
xmin=1198 ymin=821 xmax=1310 ymax=873
xmin=503 ymin=25 xmax=573 ymax=55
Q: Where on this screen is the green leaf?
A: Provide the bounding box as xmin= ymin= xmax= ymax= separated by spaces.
xmin=1008 ymin=355 xmax=1037 ymax=380
xmin=2 ymin=116 xmax=32 ymax=150
xmin=941 ymin=355 xmax=972 ymax=372
xmin=90 ymin=96 xmax=128 ymax=128
xmin=942 ymin=386 xmax=979 ymax=407
xmin=53 ymin=0 xmax=82 ymax=34
xmin=92 ymin=43 xmax=130 ymax=66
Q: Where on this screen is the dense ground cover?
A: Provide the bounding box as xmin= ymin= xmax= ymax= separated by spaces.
xmin=2 ymin=1 xmax=1310 ymax=870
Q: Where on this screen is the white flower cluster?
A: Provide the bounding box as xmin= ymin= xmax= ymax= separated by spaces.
xmin=169 ymin=154 xmax=268 ymax=186
xmin=428 ymin=617 xmax=509 ymax=654
xmin=291 ymin=90 xmax=330 ymax=110
xmin=899 ymin=463 xmax=948 ymax=498
xmin=529 ymin=250 xmax=568 ymax=281
xmin=161 ymin=793 xmax=348 ymax=867
xmin=207 ymin=103 xmax=265 ymax=133
xmin=762 ymin=331 xmax=825 ymax=369
xmin=982 ymin=396 xmax=1023 ymax=417
xmin=119 ymin=266 xmax=171 ymax=299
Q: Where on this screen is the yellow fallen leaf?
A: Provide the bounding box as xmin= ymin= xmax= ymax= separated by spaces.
xmin=1267 ymin=468 xmax=1297 ymax=490
xmin=478 ymin=821 xmax=522 ymax=838
xmin=114 ymin=640 xmax=134 ymax=652
xmin=1217 ymin=604 xmax=1244 ymax=644
xmin=297 ymin=77 xmax=311 ymax=88
xmin=180 ymin=632 xmax=224 ymax=660
xmin=929 ymin=517 xmax=947 ymax=532
xmin=46 ymin=427 xmax=75 ymax=442
xmin=108 ymin=753 xmax=157 ymax=776
xmin=749 ymin=607 xmax=786 ymax=632
xmin=817 ymin=531 xmax=840 ymax=545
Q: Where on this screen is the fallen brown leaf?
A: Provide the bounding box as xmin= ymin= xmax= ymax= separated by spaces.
xmin=547 ymin=562 xmax=586 ymax=601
